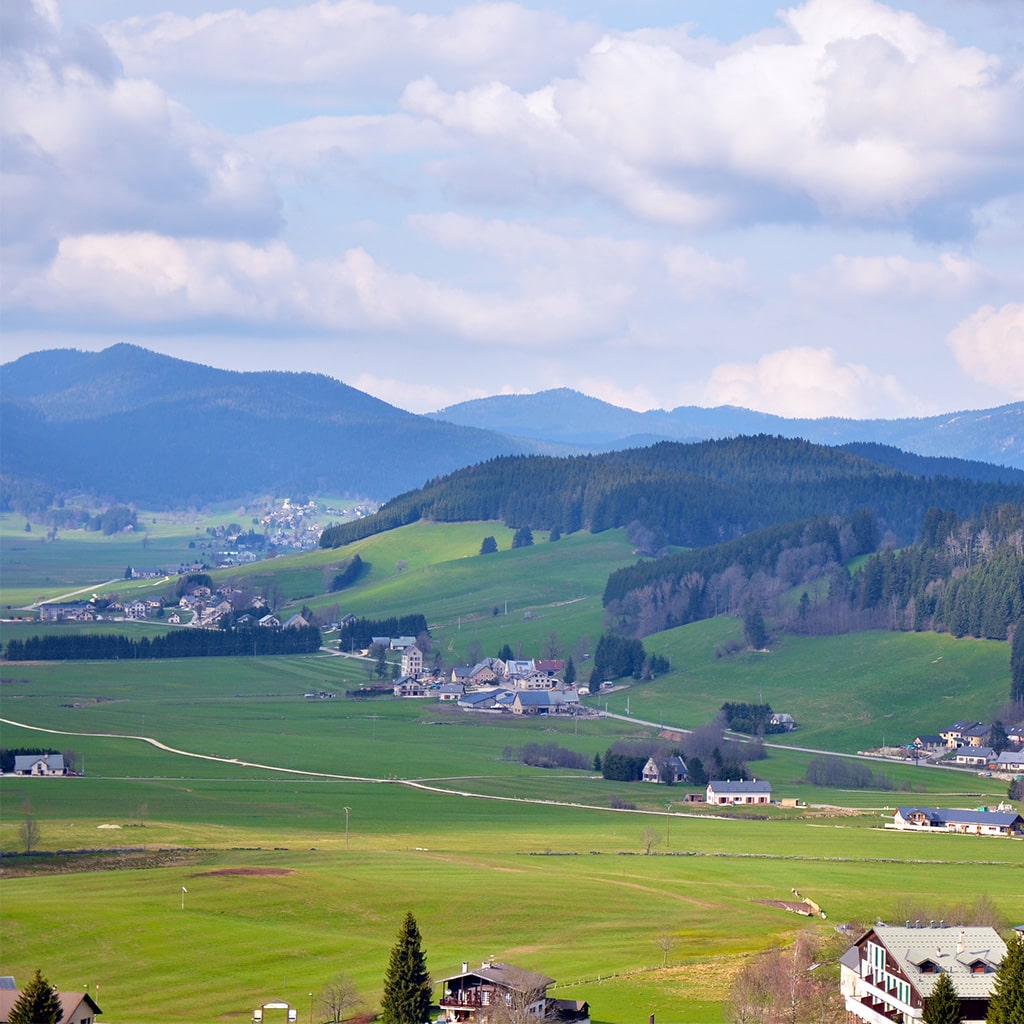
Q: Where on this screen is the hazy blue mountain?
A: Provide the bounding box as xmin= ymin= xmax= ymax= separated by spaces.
xmin=431 ymin=389 xmax=1024 ymax=471
xmin=0 ymin=344 xmax=542 ymax=506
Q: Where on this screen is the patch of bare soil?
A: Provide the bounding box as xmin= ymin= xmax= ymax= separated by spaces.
xmin=191 ymin=867 xmax=294 ymax=877
xmin=0 ymin=848 xmax=204 ymax=878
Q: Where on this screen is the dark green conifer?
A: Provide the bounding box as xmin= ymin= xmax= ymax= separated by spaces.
xmin=380 ymin=912 xmax=431 ymax=1024
xmin=8 ymin=969 xmax=63 ymax=1024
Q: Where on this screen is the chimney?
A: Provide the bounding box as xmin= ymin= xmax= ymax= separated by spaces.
xmin=462 ymin=962 xmax=469 ymax=974
xmin=957 ymin=930 xmax=966 ymax=955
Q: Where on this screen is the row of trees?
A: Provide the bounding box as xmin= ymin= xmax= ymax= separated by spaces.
xmin=3 ymin=625 xmax=322 ymax=661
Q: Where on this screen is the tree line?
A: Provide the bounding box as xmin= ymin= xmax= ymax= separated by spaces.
xmin=337 ymin=615 xmax=429 ymax=651
xmin=320 ymin=436 xmax=1024 ymax=551
xmin=3 ymin=625 xmax=322 ymax=661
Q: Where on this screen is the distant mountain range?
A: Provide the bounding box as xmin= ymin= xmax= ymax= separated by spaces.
xmin=1 ymin=344 xmax=1022 ymax=508
xmin=431 ymin=389 xmax=1024 ymax=470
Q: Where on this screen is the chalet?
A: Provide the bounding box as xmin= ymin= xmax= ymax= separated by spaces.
xmin=258 ymin=614 xmax=281 ymax=628
xmin=913 ymin=735 xmax=946 ymax=753
xmin=510 ymin=672 xmax=557 ymax=691
xmin=505 ymin=659 xmax=536 ymax=680
xmin=888 ymin=806 xmax=1024 ymax=837
xmin=470 ymin=659 xmax=505 ymax=685
xmin=0 ymin=986 xmax=102 ymax=1024
xmin=167 ymin=612 xmax=181 ymax=624
xmin=124 ymin=599 xmax=148 ymax=620
xmin=439 ymin=683 xmax=465 ymax=702
xmin=534 ymin=659 xmax=565 ymax=677
xmin=438 ymin=960 xmax=577 ymax=1024
xmin=282 ymin=614 xmax=309 ymax=630
xmin=839 ymin=923 xmax=1005 ymax=1024
xmin=393 ymin=678 xmax=429 ymax=698
xmin=962 ymin=724 xmax=992 ymax=747
xmin=1005 ymin=723 xmax=1024 ymax=745
xmin=390 ymin=636 xmax=418 ymax=651
xmin=642 ymin=755 xmax=687 ymax=784
xmin=12 ymin=753 xmax=67 ymax=776
xmin=951 ymin=746 xmax=995 ymax=767
xmin=768 ymin=712 xmax=795 ymax=731
xmin=706 ymin=779 xmax=772 ymax=805
xmin=451 ymin=666 xmax=475 ymax=686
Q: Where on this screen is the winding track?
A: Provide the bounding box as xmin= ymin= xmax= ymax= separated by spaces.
xmin=0 ymin=716 xmax=723 ymax=819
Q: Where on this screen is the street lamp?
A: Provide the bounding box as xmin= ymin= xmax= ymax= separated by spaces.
xmin=344 ymin=806 xmax=351 ymax=850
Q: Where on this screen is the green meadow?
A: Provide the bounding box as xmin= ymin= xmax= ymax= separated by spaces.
xmin=2 ymin=519 xmax=1023 ymax=1024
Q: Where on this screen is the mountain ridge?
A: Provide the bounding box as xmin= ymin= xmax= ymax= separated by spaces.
xmin=430 ymin=388 xmax=1024 ymax=469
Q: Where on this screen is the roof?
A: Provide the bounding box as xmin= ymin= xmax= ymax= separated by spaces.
xmin=441 ymin=962 xmax=555 ymax=993
xmin=708 ymin=779 xmax=771 ymax=793
xmin=994 ymin=751 xmax=1024 ymax=766
xmin=859 ymin=925 xmax=1006 ymax=1000
xmin=13 ymin=753 xmax=65 ymax=772
xmin=514 ymin=691 xmax=553 ymax=706
xmin=0 ymin=989 xmax=103 ymax=1020
xmin=896 ymin=806 xmax=1024 ymax=828
xmin=952 ymin=746 xmax=995 ymax=758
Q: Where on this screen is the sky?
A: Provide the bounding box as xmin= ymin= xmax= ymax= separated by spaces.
xmin=2 ymin=0 xmax=1023 ymax=418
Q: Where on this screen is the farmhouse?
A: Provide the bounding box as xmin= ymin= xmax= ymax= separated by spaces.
xmin=951 ymin=746 xmax=995 ymax=767
xmin=0 ymin=982 xmax=102 ymax=1023
xmin=888 ymin=806 xmax=1024 ymax=837
xmin=706 ymin=779 xmax=771 ymax=805
xmin=839 ymin=923 xmax=1005 ymax=1024
xmin=12 ymin=753 xmax=66 ymax=776
xmin=38 ymin=601 xmax=94 ymax=622
xmin=993 ymin=750 xmax=1024 ymax=772
xmin=439 ymin=683 xmax=465 ymax=702
xmin=642 ymin=755 xmax=687 ymax=784
xmin=438 ymin=959 xmax=588 ymax=1024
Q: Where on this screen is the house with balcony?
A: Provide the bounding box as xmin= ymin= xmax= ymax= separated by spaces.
xmin=839 ymin=923 xmax=1005 ymax=1024
xmin=438 ymin=959 xmax=588 ymax=1024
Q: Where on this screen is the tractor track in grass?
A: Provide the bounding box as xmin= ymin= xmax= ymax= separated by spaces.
xmin=0 ymin=716 xmax=724 ymax=821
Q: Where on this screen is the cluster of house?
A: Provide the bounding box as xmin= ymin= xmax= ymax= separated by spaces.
xmin=385 ymin=650 xmax=585 ymax=716
xmin=911 ymin=719 xmax=1024 ymax=775
xmin=841 ymin=923 xmax=1020 ymax=1024
xmin=0 ymin=977 xmax=101 ymax=1024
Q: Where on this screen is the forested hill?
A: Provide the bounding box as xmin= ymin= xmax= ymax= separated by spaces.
xmin=319 ymin=435 xmax=1024 ymax=550
xmin=0 ymin=344 xmax=542 ymax=507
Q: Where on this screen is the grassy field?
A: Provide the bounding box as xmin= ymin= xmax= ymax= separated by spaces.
xmin=2 ymin=519 xmax=1023 ymax=1024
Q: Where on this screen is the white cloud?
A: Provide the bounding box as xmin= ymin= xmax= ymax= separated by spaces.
xmin=399 ymin=0 xmax=1024 ymax=230
xmin=703 ymin=346 xmax=909 ymax=417
xmin=104 ymin=1 xmax=598 ymax=96
xmin=792 ymin=252 xmax=987 ymax=297
xmin=946 ymin=302 xmax=1024 ymax=397
xmin=0 ymin=0 xmax=279 ymax=253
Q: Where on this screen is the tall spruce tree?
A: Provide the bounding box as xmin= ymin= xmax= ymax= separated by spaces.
xmin=8 ymin=968 xmax=63 ymax=1024
xmin=1011 ymin=619 xmax=1024 ymax=703
xmin=380 ymin=911 xmax=432 ymax=1024
xmin=987 ymin=931 xmax=1024 ymax=1024
xmin=923 ymin=971 xmax=961 ymax=1024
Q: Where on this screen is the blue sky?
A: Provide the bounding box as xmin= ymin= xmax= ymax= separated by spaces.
xmin=2 ymin=0 xmax=1022 ymax=417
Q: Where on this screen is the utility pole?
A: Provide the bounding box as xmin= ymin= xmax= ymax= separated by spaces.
xmin=344 ymin=806 xmax=351 ymax=850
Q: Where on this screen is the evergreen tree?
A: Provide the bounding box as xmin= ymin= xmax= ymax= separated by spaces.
xmin=479 ymin=536 xmax=498 ymax=555
xmin=380 ymin=912 xmax=432 ymax=1024
xmin=987 ymin=931 xmax=1024 ymax=1024
xmin=511 ymin=526 xmax=534 ymax=549
xmin=923 ymin=971 xmax=961 ymax=1024
xmin=8 ymin=968 xmax=63 ymax=1024
xmin=564 ymin=658 xmax=576 ymax=687
xmin=1012 ymin=620 xmax=1024 ymax=703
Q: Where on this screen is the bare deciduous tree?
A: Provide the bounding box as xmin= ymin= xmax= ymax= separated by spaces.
xmin=317 ymin=972 xmax=364 ymax=1024
xmin=655 ymin=933 xmax=676 ymax=968
xmin=19 ymin=817 xmax=41 ymax=853
xmin=640 ymin=826 xmax=661 ymax=855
